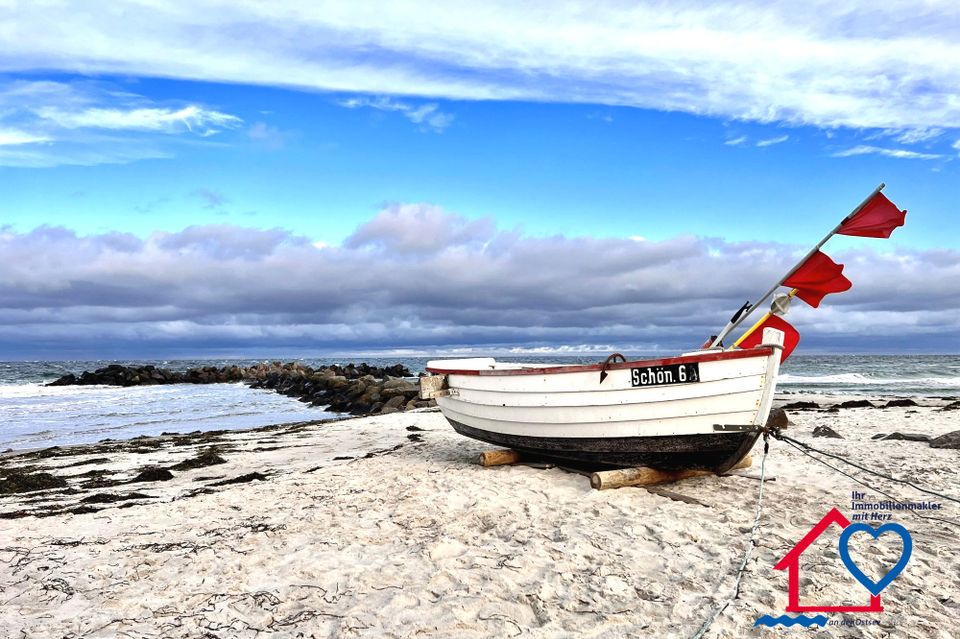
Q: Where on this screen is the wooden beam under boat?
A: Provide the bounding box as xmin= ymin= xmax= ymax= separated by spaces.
xmin=591 ymin=455 xmax=753 ymax=490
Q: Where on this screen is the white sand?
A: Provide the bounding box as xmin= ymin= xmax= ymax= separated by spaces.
xmin=1 ymin=397 xmax=958 ymax=638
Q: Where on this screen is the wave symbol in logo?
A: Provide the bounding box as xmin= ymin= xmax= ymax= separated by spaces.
xmin=754 ymin=614 xmax=829 ymax=628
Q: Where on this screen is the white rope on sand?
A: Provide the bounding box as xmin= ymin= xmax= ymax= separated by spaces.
xmin=689 ymin=437 xmax=769 ymax=639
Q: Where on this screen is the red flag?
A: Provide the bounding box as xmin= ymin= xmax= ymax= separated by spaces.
xmin=784 ymin=250 xmax=852 ymax=307
xmin=738 ymin=315 xmax=800 ymax=363
xmin=838 ymin=192 xmax=906 ymax=238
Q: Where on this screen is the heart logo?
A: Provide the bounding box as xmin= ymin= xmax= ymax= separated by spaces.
xmin=838 ymin=522 xmax=912 ymax=596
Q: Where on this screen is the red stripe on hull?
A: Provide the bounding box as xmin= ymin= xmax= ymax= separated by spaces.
xmin=426 ymin=347 xmax=773 ymax=377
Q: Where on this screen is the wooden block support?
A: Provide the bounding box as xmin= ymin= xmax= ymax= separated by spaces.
xmin=590 ymin=454 xmax=752 ymax=490
xmin=478 ymin=449 xmax=522 ymax=467
xmin=419 ymin=374 xmax=449 ymax=399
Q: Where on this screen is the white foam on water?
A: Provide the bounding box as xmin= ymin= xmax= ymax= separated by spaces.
xmin=780 ymin=373 xmax=960 ymax=388
xmin=0 ymin=382 xmax=333 ymax=450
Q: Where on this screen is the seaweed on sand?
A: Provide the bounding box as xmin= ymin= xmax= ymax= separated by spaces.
xmin=0 ymin=471 xmax=68 ymax=494
xmin=129 ymin=466 xmax=174 ymax=483
xmin=62 ymin=457 xmax=112 ymax=468
xmin=170 ymin=447 xmax=227 ymax=471
xmin=211 ymin=472 xmax=268 ymax=486
xmin=81 ymin=492 xmax=155 ymax=504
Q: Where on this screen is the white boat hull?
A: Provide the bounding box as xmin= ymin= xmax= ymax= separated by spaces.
xmin=424 ymin=328 xmax=785 ymax=470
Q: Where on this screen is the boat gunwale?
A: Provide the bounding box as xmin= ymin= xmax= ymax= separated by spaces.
xmin=425 ymin=346 xmax=774 ymax=377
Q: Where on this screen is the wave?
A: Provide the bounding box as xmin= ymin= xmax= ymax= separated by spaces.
xmin=780 ymin=373 xmax=960 ymax=388
xmin=0 ymin=382 xmax=49 ymax=398
xmin=0 ymin=381 xmax=324 ymax=450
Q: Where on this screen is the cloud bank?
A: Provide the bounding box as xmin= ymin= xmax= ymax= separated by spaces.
xmin=2 ymin=1 xmax=959 ymax=133
xmin=2 ymin=204 xmax=957 ymax=357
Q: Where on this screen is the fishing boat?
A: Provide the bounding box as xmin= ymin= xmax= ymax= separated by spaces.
xmin=420 ymin=185 xmax=907 ymax=470
xmin=422 ymin=330 xmax=784 ymax=471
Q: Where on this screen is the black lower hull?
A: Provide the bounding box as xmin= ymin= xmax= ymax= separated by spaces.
xmin=448 ymin=420 xmax=760 ymax=472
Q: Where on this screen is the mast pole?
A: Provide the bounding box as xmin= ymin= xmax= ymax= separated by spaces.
xmin=709 ymin=183 xmax=885 ymax=348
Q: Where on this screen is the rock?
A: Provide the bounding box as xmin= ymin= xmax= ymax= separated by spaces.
xmin=836 ymin=400 xmax=875 ymax=409
xmin=782 ymin=401 xmax=819 ymax=410
xmin=940 ymin=401 xmax=960 ymax=412
xmin=383 ymin=378 xmax=418 ymax=391
xmin=350 ymin=401 xmax=373 ymax=414
xmin=813 ymin=425 xmax=843 ymax=438
xmin=870 ymin=432 xmax=931 ymax=442
xmin=764 ymin=407 xmax=789 ymax=431
xmin=327 ymin=376 xmax=350 ymax=390
xmin=383 ymin=395 xmax=406 ymax=411
xmin=883 ymin=399 xmax=918 ymax=408
xmin=347 ymin=381 xmax=367 ymax=398
xmin=929 ymin=431 xmax=960 ymax=449
xmin=381 ymin=380 xmax=419 ymax=398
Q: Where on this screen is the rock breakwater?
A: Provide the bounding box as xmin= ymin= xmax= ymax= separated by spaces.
xmin=46 ymin=362 xmax=434 ymax=417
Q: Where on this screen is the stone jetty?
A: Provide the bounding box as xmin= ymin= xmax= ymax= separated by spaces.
xmin=46 ymin=362 xmax=434 ymax=416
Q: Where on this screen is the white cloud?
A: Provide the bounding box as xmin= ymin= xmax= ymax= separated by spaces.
xmin=832 ymin=145 xmax=944 ymax=160
xmin=891 ymin=127 xmax=944 ymax=144
xmin=36 ymin=105 xmax=241 ymax=135
xmin=0 ymin=144 xmax=172 ymax=168
xmin=0 ymin=80 xmax=242 ymax=167
xmin=587 ymin=112 xmax=614 ymax=123
xmin=339 ymin=96 xmax=454 ymax=132
xmin=2 ymin=2 xmax=959 ymax=131
xmin=0 ymin=129 xmax=50 ymax=146
xmin=724 ymin=135 xmax=747 ymax=146
xmin=193 ymin=188 xmax=229 ymax=210
xmin=756 ymin=134 xmax=788 ymax=147
xmin=247 ymin=121 xmax=290 ymax=149
xmin=345 ymin=203 xmax=494 ymax=252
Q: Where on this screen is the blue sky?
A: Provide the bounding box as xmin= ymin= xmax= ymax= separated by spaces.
xmin=1 ymin=2 xmax=959 ymax=358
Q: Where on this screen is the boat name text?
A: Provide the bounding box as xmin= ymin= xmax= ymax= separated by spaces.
xmin=630 ymin=363 xmax=700 ymax=387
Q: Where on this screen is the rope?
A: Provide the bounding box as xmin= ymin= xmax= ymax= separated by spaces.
xmin=773 ymin=432 xmax=960 ymax=505
xmin=689 ymin=436 xmax=769 ymax=639
xmin=776 ymin=435 xmax=960 ymax=530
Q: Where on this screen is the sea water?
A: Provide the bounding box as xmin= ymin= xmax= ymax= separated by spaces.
xmin=1 ymin=355 xmax=958 ymax=451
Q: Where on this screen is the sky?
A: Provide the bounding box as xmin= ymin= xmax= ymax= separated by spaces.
xmin=1 ymin=1 xmax=959 ymax=359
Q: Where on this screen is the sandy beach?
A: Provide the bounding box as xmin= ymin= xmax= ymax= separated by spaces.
xmin=1 ymin=394 xmax=958 ymax=638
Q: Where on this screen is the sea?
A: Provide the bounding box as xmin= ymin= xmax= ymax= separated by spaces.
xmin=1 ymin=355 xmax=958 ymax=451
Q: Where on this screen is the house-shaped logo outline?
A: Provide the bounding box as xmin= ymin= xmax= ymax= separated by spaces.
xmin=773 ymin=507 xmax=883 ymax=613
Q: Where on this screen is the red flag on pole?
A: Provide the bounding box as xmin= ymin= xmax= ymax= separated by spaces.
xmin=784 ymin=250 xmax=852 ymax=307
xmin=838 ymin=192 xmax=906 ymax=238
xmin=737 ymin=315 xmax=800 ymax=363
